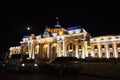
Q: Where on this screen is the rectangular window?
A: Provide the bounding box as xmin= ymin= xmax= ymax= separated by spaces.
xmin=101 ymin=45 xmax=104 ymax=48
xmin=94 ymin=45 xmax=97 ymax=49
xmin=117 ymin=43 xmax=120 ymax=47
xmin=109 ymin=44 xmax=112 ymax=48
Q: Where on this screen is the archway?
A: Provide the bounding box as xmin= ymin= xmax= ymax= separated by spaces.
xmin=52 ymin=46 xmax=57 ymax=59
xmin=78 ymin=51 xmax=82 ymax=58
xmin=95 ymin=53 xmax=99 ymax=58
xmin=67 ymin=42 xmax=75 ymax=57
xmin=88 ymin=53 xmax=91 ymax=57
xmin=118 ymin=52 xmax=120 ymax=58
xmin=110 ymin=52 xmax=114 ymax=58
xmin=67 ymin=51 xmax=75 ymax=57
xmin=42 ymin=44 xmax=47 ymax=58
xmin=102 ymin=53 xmax=106 ymax=58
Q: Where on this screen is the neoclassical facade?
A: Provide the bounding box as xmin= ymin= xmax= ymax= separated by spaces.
xmin=9 ymin=25 xmax=91 ymax=59
xmin=90 ymin=35 xmax=120 ymax=58
xmin=9 ymin=21 xmax=120 ymax=59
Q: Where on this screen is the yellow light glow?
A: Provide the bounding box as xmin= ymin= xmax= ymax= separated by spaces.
xmin=44 ymin=44 xmax=48 ymax=48
xmin=21 ymin=63 xmax=25 ymax=67
xmin=58 ymin=29 xmax=64 ymax=35
xmin=40 ymin=39 xmax=46 ymax=43
xmin=53 ymin=43 xmax=57 ymax=46
xmin=49 ymin=38 xmax=54 ymax=42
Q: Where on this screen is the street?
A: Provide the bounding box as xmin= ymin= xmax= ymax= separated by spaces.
xmin=0 ymin=62 xmax=120 ymax=80
xmin=0 ymin=70 xmax=119 ymax=80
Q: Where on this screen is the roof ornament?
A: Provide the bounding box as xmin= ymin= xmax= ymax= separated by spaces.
xmin=55 ymin=17 xmax=61 ymax=27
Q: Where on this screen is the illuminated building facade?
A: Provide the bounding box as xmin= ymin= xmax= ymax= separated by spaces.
xmin=10 ymin=26 xmax=90 ymax=59
xmin=9 ymin=18 xmax=91 ymax=59
xmin=90 ymin=35 xmax=120 ymax=58
xmin=9 ymin=19 xmax=120 ymax=59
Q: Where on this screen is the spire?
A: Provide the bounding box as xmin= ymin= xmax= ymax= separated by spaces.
xmin=55 ymin=17 xmax=61 ymax=27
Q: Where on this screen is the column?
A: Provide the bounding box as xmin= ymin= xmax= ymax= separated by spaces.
xmin=81 ymin=41 xmax=85 ymax=59
xmin=31 ymin=44 xmax=35 ymax=59
xmin=62 ymin=40 xmax=66 ymax=56
xmin=75 ymin=41 xmax=79 ymax=58
xmin=38 ymin=43 xmax=41 ymax=58
xmin=113 ymin=42 xmax=117 ymax=58
xmin=105 ymin=41 xmax=109 ymax=58
xmin=47 ymin=42 xmax=50 ymax=58
xmin=57 ymin=41 xmax=60 ymax=57
xmin=84 ymin=41 xmax=88 ymax=58
xmin=98 ymin=42 xmax=101 ymax=58
xmin=28 ymin=43 xmax=32 ymax=58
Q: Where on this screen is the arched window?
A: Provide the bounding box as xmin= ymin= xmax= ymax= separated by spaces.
xmin=118 ymin=52 xmax=120 ymax=58
xmin=109 ymin=44 xmax=112 ymax=48
xmin=88 ymin=53 xmax=91 ymax=57
xmin=94 ymin=45 xmax=97 ymax=49
xmin=110 ymin=52 xmax=113 ymax=58
xmin=95 ymin=53 xmax=99 ymax=58
xmin=117 ymin=43 xmax=120 ymax=47
xmin=102 ymin=53 xmax=106 ymax=58
xmin=67 ymin=43 xmax=75 ymax=50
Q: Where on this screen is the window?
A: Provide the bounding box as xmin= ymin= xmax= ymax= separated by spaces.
xmin=101 ymin=45 xmax=104 ymax=48
xmin=117 ymin=43 xmax=120 ymax=47
xmin=109 ymin=44 xmax=112 ymax=48
xmin=94 ymin=45 xmax=97 ymax=49
xmin=79 ymin=45 xmax=81 ymax=49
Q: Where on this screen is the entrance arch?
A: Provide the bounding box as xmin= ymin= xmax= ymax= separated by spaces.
xmin=95 ymin=53 xmax=99 ymax=58
xmin=66 ymin=42 xmax=75 ymax=57
xmin=42 ymin=44 xmax=47 ymax=58
xmin=118 ymin=52 xmax=120 ymax=58
xmin=110 ymin=52 xmax=114 ymax=58
xmin=51 ymin=44 xmax=57 ymax=59
xmin=67 ymin=51 xmax=75 ymax=57
xmin=102 ymin=53 xmax=106 ymax=58
xmin=88 ymin=53 xmax=92 ymax=57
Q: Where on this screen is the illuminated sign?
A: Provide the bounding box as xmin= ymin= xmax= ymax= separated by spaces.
xmin=66 ymin=25 xmax=81 ymax=31
xmin=26 ymin=57 xmax=31 ymax=60
xmin=87 ymin=45 xmax=91 ymax=49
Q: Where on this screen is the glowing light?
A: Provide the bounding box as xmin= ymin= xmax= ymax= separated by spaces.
xmin=26 ymin=57 xmax=31 ymax=60
xmin=22 ymin=63 xmax=25 ymax=67
xmin=27 ymin=27 xmax=30 ymax=31
xmin=87 ymin=45 xmax=91 ymax=49
xmin=34 ymin=64 xmax=38 ymax=66
xmin=59 ymin=30 xmax=64 ymax=35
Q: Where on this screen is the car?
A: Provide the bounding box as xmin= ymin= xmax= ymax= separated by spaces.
xmin=19 ymin=58 xmax=39 ymax=72
xmin=49 ymin=57 xmax=82 ymax=75
xmin=0 ymin=59 xmax=6 ymax=70
xmin=38 ymin=58 xmax=50 ymax=67
xmin=5 ymin=54 xmax=29 ymax=71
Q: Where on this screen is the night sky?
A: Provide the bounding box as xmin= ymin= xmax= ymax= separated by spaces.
xmin=0 ymin=1 xmax=120 ymax=57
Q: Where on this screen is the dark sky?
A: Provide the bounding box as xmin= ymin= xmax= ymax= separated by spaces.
xmin=0 ymin=1 xmax=120 ymax=57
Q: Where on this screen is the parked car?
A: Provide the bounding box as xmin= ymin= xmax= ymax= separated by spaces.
xmin=38 ymin=58 xmax=51 ymax=68
xmin=49 ymin=57 xmax=82 ymax=75
xmin=0 ymin=59 xmax=6 ymax=69
xmin=19 ymin=58 xmax=39 ymax=72
xmin=5 ymin=54 xmax=29 ymax=71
